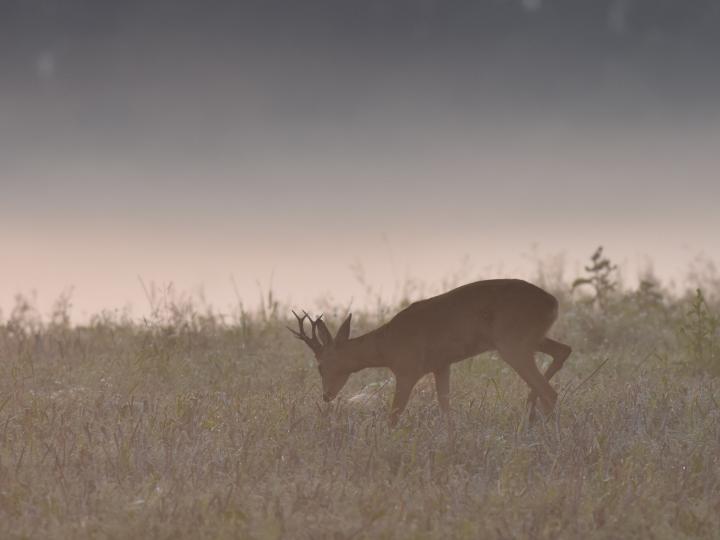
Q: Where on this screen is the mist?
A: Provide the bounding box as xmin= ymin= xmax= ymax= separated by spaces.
xmin=2 ymin=0 xmax=719 ymax=319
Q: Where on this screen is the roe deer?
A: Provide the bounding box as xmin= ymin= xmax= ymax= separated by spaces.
xmin=289 ymin=279 xmax=571 ymax=426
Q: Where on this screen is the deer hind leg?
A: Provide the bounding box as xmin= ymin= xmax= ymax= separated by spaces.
xmin=433 ymin=365 xmax=450 ymax=415
xmin=527 ymin=338 xmax=572 ymax=422
xmin=498 ymin=344 xmax=558 ymax=417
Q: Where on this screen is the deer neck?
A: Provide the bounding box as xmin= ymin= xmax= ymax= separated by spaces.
xmin=343 ymin=326 xmax=387 ymax=372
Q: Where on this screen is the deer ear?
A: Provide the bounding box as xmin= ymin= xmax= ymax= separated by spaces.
xmin=335 ymin=313 xmax=352 ymax=342
xmin=316 ymin=319 xmax=334 ymax=346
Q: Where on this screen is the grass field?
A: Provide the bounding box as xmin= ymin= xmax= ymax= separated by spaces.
xmin=1 ymin=264 xmax=719 ymax=539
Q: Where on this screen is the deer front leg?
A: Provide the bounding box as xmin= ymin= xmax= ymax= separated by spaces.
xmin=389 ymin=373 xmax=420 ymax=427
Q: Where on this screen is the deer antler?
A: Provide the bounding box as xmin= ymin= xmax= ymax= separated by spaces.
xmin=288 ymin=310 xmax=324 ymax=355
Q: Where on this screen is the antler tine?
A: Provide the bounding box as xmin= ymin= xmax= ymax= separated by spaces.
xmin=303 ymin=310 xmax=323 ymax=338
xmin=287 ymin=310 xmax=305 ymax=338
xmin=288 ymin=309 xmax=323 ymax=354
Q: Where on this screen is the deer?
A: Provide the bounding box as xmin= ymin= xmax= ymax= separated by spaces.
xmin=289 ymin=279 xmax=571 ymax=426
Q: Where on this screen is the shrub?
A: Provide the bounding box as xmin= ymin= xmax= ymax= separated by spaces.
xmin=678 ymin=288 xmax=720 ymax=375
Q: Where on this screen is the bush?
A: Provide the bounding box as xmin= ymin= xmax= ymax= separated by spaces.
xmin=678 ymin=289 xmax=720 ymax=376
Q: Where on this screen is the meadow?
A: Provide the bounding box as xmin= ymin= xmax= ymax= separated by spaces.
xmin=1 ymin=251 xmax=719 ymax=539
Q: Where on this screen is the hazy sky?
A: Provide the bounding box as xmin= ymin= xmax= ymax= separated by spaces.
xmin=2 ymin=0 xmax=719 ymax=320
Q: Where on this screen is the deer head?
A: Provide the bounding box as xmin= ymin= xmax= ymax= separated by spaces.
xmin=288 ymin=311 xmax=353 ymax=402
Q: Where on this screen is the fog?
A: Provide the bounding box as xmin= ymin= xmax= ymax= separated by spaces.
xmin=1 ymin=0 xmax=719 ymax=319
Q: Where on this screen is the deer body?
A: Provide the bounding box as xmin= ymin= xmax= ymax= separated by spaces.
xmin=290 ymin=279 xmax=571 ymax=426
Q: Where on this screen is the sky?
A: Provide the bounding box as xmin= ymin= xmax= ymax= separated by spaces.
xmin=1 ymin=0 xmax=720 ymax=321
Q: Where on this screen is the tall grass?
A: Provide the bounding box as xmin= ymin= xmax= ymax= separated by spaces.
xmin=0 ymin=253 xmax=719 ymax=539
